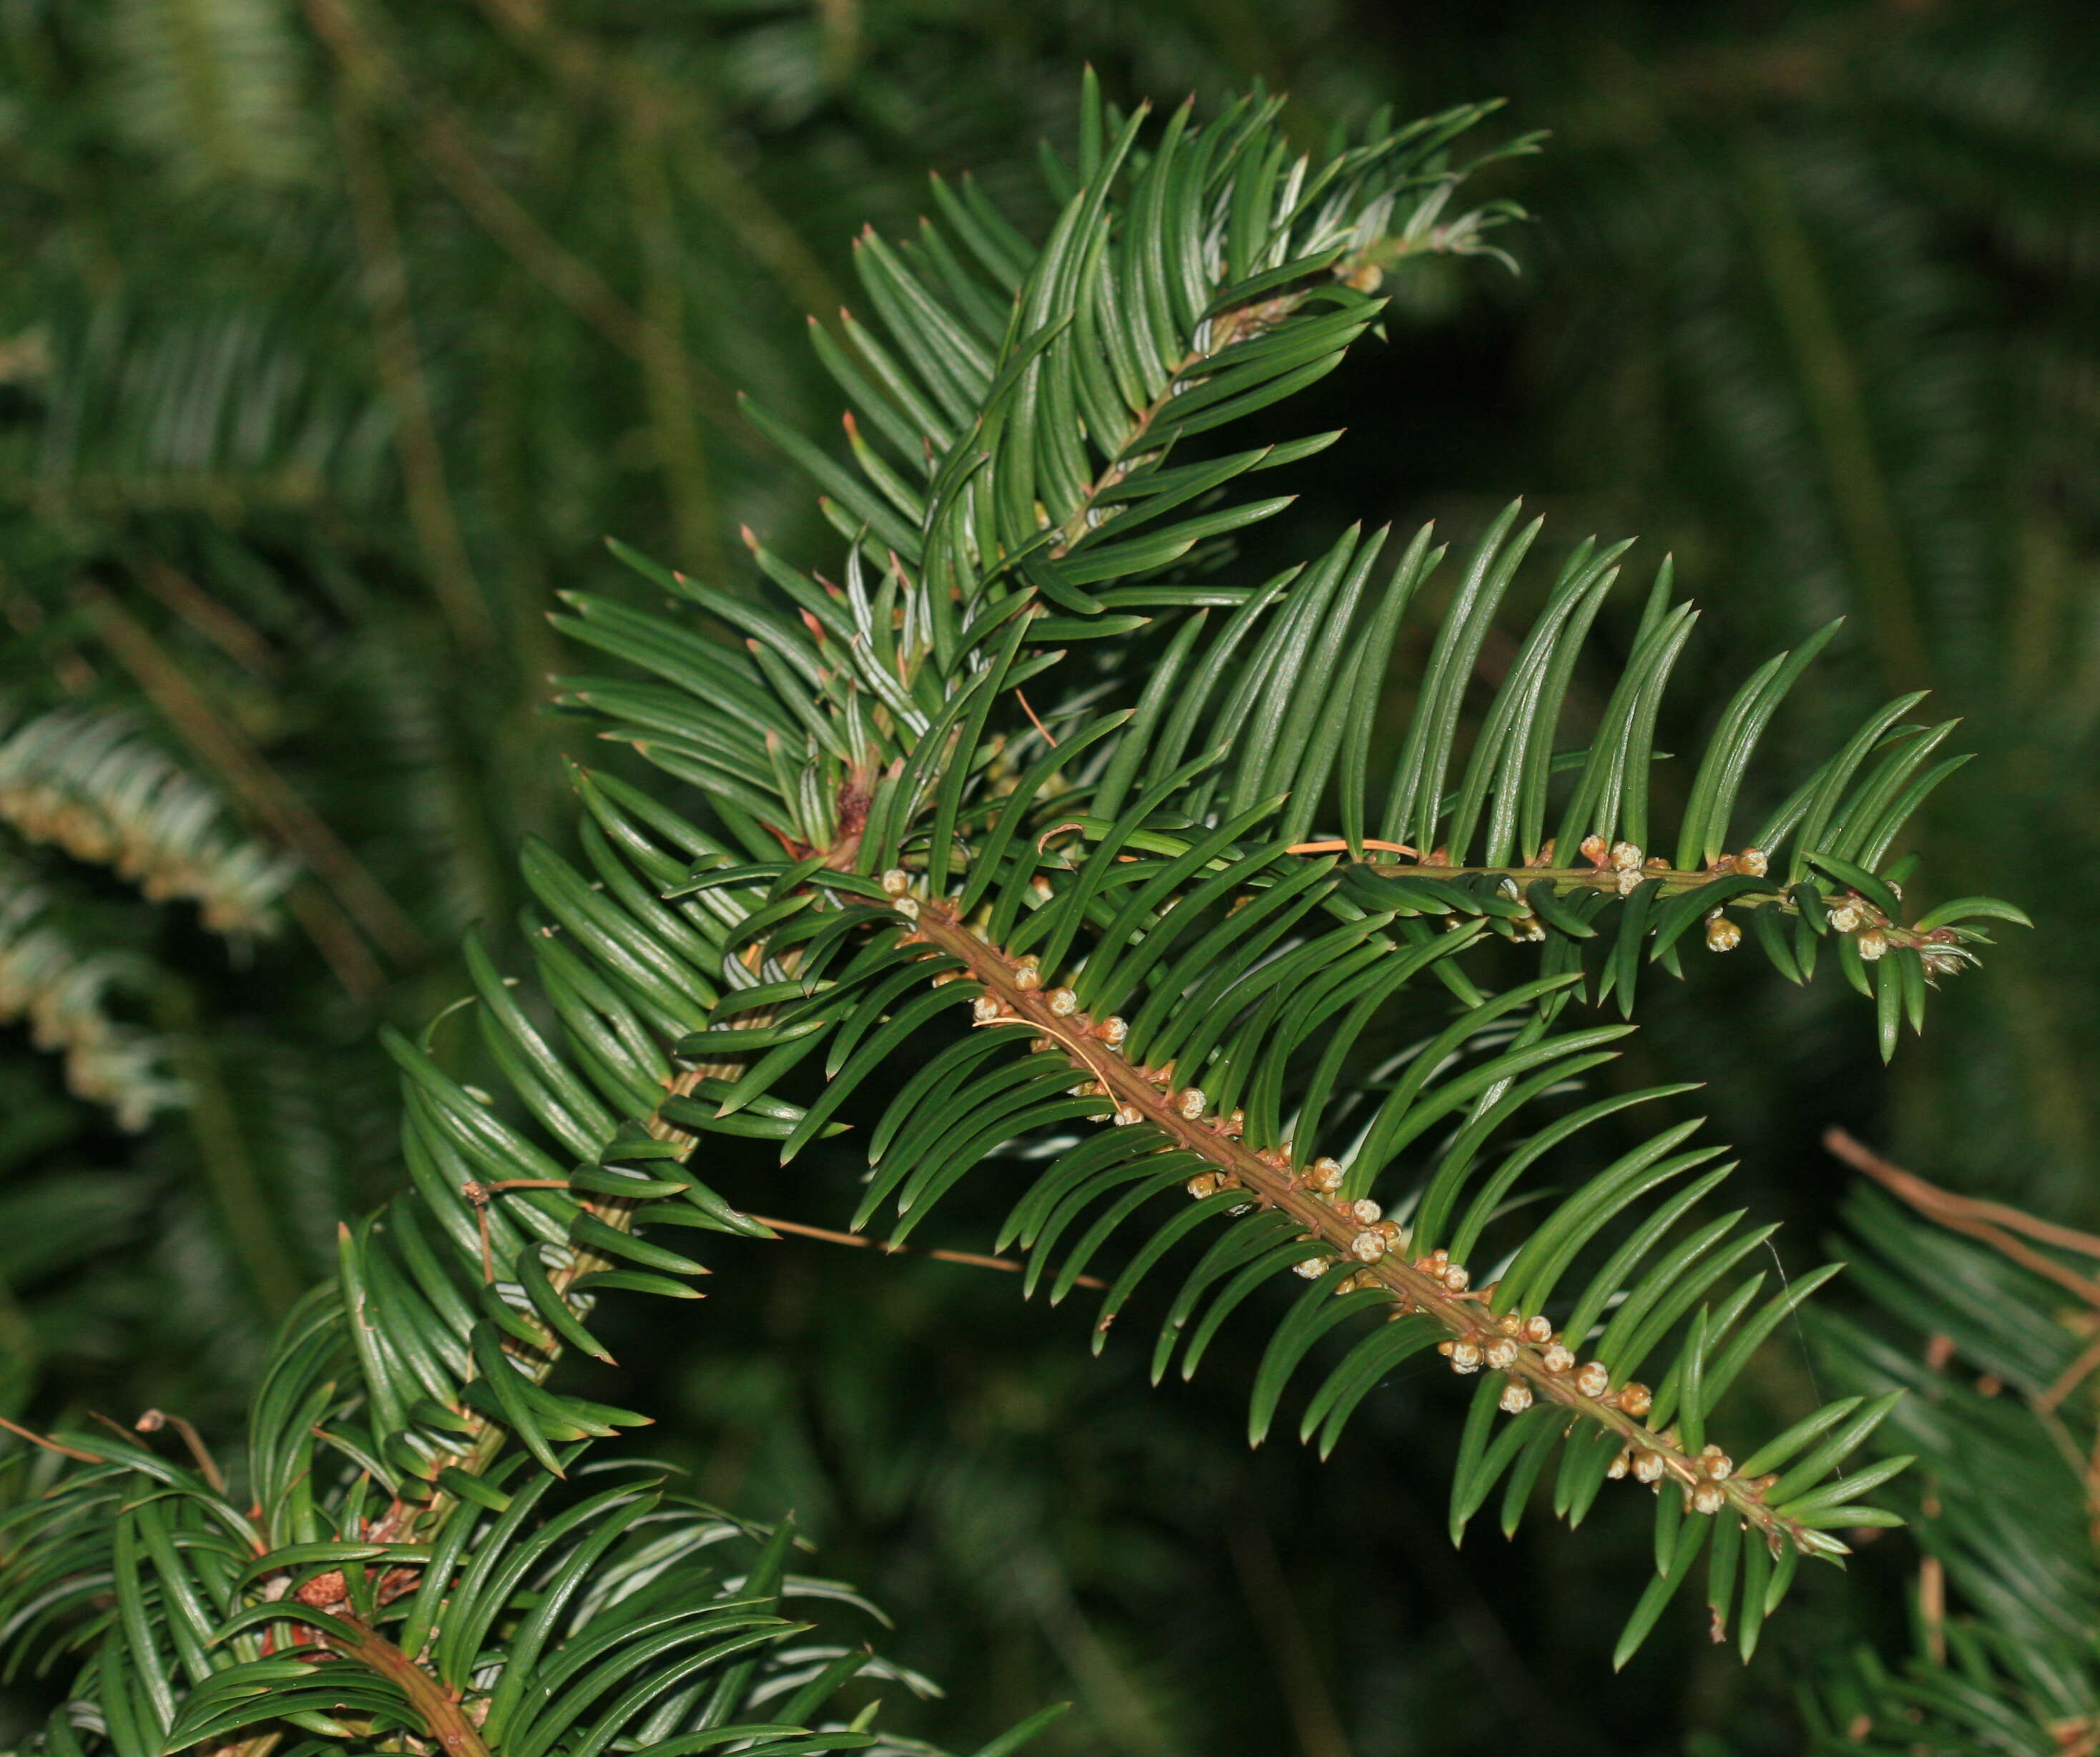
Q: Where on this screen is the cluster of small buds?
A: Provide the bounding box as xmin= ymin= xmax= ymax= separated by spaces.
xmin=1699 ymin=1443 xmax=1734 ymax=1481
xmin=1405 ymin=1247 xmax=1467 ymax=1294
xmin=880 ymin=868 xmax=912 ymax=896
xmin=1617 ymin=1381 xmax=1653 ymax=1418
xmin=1334 ymin=1267 xmax=1381 ymax=1295
xmin=1095 ymin=1015 xmax=1129 ymax=1047
xmin=1704 ymin=910 xmax=1742 ymax=952
xmin=1632 ymin=1449 xmax=1668 ymax=1484
xmin=1857 ymin=927 xmax=1889 ymax=961
xmin=1305 ymin=1156 xmax=1345 ymax=1193
xmin=1522 ymin=1314 xmax=1554 ymax=1344
xmin=1607 ymin=1452 xmax=1630 ymax=1480
xmin=1294 ymin=1256 xmax=1330 ymax=1279
xmin=1540 ymin=1340 xmax=1576 ymax=1374
xmin=1343 ymin=1196 xmax=1381 ymax=1225
xmin=1485 ymin=1336 xmax=1520 ymax=1371
xmin=1609 ymin=840 xmax=1644 ymax=871
xmin=1046 ymin=987 xmax=1079 ymax=1016
xmin=1499 ymin=1382 xmax=1534 ymax=1414
xmin=1011 ymin=955 xmax=1042 ymax=992
xmin=1737 ymin=847 xmax=1770 ymax=877
xmin=972 ymin=995 xmax=1004 ymax=1023
xmin=1689 ymin=1481 xmax=1728 ymax=1514
xmin=1187 ymin=1173 xmax=1220 ymax=1200
xmin=1350 ymin=1229 xmax=1387 ymax=1263
xmin=893 ymin=895 xmax=921 ymax=920
xmin=1579 ymin=833 xmax=1609 ymax=866
xmin=1177 ymin=1087 xmax=1207 ymax=1120
xmin=1441 ymin=1339 xmax=1483 ymax=1374
xmin=1826 ymin=896 xmax=1866 ymax=934
xmin=1112 ymin=1102 xmax=1143 ymax=1126
xmin=1574 ymin=1361 xmax=1611 ymax=1399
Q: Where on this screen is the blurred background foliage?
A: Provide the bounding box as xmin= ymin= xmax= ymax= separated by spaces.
xmin=1 ymin=0 xmax=2095 ymax=1751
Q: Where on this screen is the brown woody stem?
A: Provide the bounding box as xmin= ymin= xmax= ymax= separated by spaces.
xmin=333 ymin=1620 xmax=492 ymax=1757
xmin=905 ymin=899 xmax=1816 ymax=1554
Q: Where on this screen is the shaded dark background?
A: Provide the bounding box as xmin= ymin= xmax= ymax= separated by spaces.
xmin=3 ymin=1 xmax=2096 ymax=1751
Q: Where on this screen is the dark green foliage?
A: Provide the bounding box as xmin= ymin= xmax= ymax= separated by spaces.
xmin=1807 ymin=1175 xmax=2100 ymax=1752
xmin=3 ymin=6 xmax=2091 ymax=1754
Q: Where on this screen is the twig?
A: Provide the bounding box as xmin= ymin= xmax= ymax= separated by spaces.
xmin=306 ymin=0 xmax=495 ymax=652
xmin=1227 ymin=1510 xmax=1355 ymax=1757
xmin=133 ymin=559 xmax=278 ymax=677
xmin=2040 ymin=1330 xmax=2100 ymax=1415
xmin=747 ymin=1213 xmax=1104 ymax=1289
xmin=1015 ymin=689 xmax=1059 ymax=748
xmin=619 ymin=99 xmax=725 ymax=584
xmin=1287 ymin=839 xmax=1420 ymax=857
xmin=86 ymin=587 xmax=423 ymax=981
xmin=0 ymin=1414 xmax=103 ymax=1464
xmin=1823 ymin=1127 xmax=2100 ymax=1308
xmin=134 ymin=1408 xmax=228 ymax=1492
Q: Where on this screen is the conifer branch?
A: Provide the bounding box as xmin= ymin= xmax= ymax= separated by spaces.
xmin=902 ymin=894 xmax=1820 ymax=1557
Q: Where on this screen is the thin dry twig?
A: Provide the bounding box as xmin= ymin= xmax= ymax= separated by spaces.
xmin=86 ymin=586 xmax=423 ymax=986
xmin=748 ymin=1213 xmax=1104 ymax=1289
xmin=1824 ymin=1127 xmax=2100 ymax=1536
xmin=1015 ymin=689 xmax=1059 ymax=748
xmin=134 ymin=1409 xmax=228 ymax=1492
xmin=1287 ymin=838 xmax=1421 ymax=857
xmin=1823 ymin=1127 xmax=2100 ymax=1308
xmin=0 ymin=1414 xmax=103 ymax=1464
